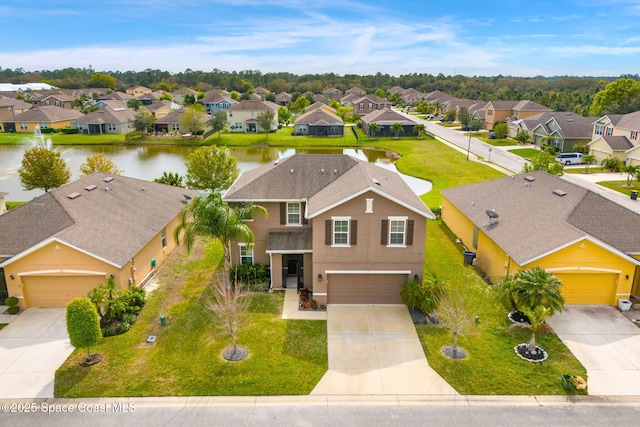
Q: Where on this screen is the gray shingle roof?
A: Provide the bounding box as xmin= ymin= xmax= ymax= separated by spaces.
xmin=294 ymin=109 xmax=343 ymax=126
xmin=615 ymin=111 xmax=640 ymax=131
xmin=441 ymin=170 xmax=640 ymax=265
xmin=267 ymin=228 xmax=313 ymax=252
xmin=72 ymin=107 xmax=136 ymax=125
xmin=0 ymin=173 xmax=198 ymax=267
xmin=361 ymin=109 xmax=418 ymax=125
xmin=224 ymin=155 xmax=433 ymax=219
xmin=601 ymin=135 xmax=634 ymax=151
xmin=4 ymin=106 xmax=84 ymax=123
xmin=228 ymin=99 xmax=278 ymax=111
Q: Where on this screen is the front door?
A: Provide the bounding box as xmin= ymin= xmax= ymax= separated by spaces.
xmin=282 ymin=254 xmax=303 ymax=290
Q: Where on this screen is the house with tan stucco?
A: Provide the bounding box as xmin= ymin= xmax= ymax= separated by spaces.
xmin=587 ymin=111 xmax=640 ymax=165
xmin=223 ymin=154 xmax=434 ymax=305
xmin=226 ymin=99 xmax=278 ymax=133
xmin=0 ymin=106 xmax=84 ymax=133
xmin=0 ymin=173 xmax=197 ymax=309
xmin=484 ymin=100 xmax=551 ymax=131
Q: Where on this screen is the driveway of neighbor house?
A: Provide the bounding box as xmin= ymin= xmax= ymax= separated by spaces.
xmin=547 ymin=305 xmax=640 ymax=395
xmin=311 ymin=305 xmax=458 ymax=395
xmin=0 ymin=308 xmax=73 ymax=399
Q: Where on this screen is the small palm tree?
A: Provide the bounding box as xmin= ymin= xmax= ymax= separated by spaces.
xmin=367 ymin=122 xmax=380 ymax=138
xmin=582 ymin=154 xmax=596 ymax=173
xmin=623 ymin=164 xmax=640 ymax=186
xmin=413 ymin=124 xmax=426 ymax=139
xmin=390 ymin=122 xmax=404 ymax=139
xmin=174 ymin=192 xmax=267 ymax=289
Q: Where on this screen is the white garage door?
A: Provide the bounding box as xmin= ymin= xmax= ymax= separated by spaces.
xmin=327 ymin=273 xmax=407 ymax=304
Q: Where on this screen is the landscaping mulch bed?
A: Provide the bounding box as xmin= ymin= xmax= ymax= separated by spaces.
xmin=80 ymin=354 xmax=103 ymax=367
xmin=514 ymin=343 xmax=548 ymax=362
xmin=508 ymin=310 xmax=530 ymax=324
xmin=222 ymin=346 xmax=249 ymax=361
xmin=442 ymin=345 xmax=467 ymax=359
xmin=409 ymin=308 xmax=438 ymax=324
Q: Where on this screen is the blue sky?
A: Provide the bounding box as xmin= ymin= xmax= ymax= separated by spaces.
xmin=2 ymin=0 xmax=639 ymax=77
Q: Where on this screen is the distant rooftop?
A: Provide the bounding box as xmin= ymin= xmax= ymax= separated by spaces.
xmin=0 ymin=83 xmax=58 ymax=92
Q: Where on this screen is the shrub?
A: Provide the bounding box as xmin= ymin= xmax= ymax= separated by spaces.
xmin=601 ymin=157 xmax=623 ymax=172
xmin=66 ymin=298 xmax=102 ymax=358
xmin=7 ymin=306 xmax=20 ymax=314
xmin=121 ymin=286 xmax=146 ymax=315
xmin=60 ymin=127 xmax=80 ymax=134
xmin=401 ymin=276 xmax=446 ymax=314
xmin=4 ymin=296 xmax=18 ymax=307
xmin=231 ymin=264 xmax=270 ymax=291
xmin=492 ymin=123 xmax=508 ymax=139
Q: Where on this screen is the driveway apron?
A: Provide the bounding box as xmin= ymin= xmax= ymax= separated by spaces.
xmin=548 ymin=305 xmax=640 ymax=395
xmin=311 ymin=305 xmax=458 ymax=395
xmin=0 ymin=308 xmax=73 ymax=398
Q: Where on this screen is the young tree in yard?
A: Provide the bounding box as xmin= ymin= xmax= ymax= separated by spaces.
xmin=457 ymin=107 xmax=470 ymax=126
xmin=443 ymin=109 xmax=456 ymax=122
xmin=492 ymin=122 xmax=508 ymax=139
xmin=153 ymin=171 xmax=184 ymax=187
xmin=256 ymin=110 xmax=276 ymax=141
xmin=185 ymin=146 xmax=239 ymax=191
xmin=86 ymin=277 xmax=124 ymax=325
xmin=180 ymin=105 xmax=208 ymax=135
xmin=582 ymin=154 xmax=596 ymax=173
xmin=205 ymin=273 xmax=252 ymax=360
xmin=173 ymin=192 xmax=267 ymax=289
xmin=601 ymin=157 xmax=623 ymax=172
xmin=367 ymin=122 xmax=380 ymax=138
xmin=290 ymin=96 xmax=310 ymax=114
xmin=390 ymin=122 xmax=404 ymax=138
xmin=522 ymin=151 xmax=564 ymax=176
xmin=18 ymin=146 xmax=71 ymax=193
xmin=623 ymin=164 xmax=640 ymax=186
xmin=277 ymin=106 xmax=291 ymax=125
xmin=208 ymin=110 xmax=228 ymax=139
xmin=66 ymin=298 xmax=102 ymax=364
xmin=437 ymin=281 xmax=475 ymax=359
xmin=127 ymin=99 xmax=142 ymax=111
xmin=413 ymin=124 xmax=426 ymax=139
xmin=514 ymin=131 xmax=531 ymax=144
xmin=130 ymin=111 xmax=155 ymax=133
xmin=79 ymin=153 xmax=123 ymax=176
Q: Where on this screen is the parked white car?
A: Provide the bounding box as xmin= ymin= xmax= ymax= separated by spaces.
xmin=555 ymin=152 xmax=583 ymax=165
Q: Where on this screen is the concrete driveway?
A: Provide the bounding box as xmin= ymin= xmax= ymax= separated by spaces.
xmin=0 ymin=308 xmax=73 ymax=398
xmin=547 ymin=305 xmax=640 ymax=395
xmin=311 ymin=305 xmax=458 ymax=395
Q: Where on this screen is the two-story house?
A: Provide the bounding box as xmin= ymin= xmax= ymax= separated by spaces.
xmin=202 ymin=92 xmax=238 ymax=114
xmin=588 ymin=111 xmax=640 ymax=165
xmin=223 ymin=154 xmax=434 ymax=305
xmin=226 ymin=100 xmax=278 ymax=133
xmin=33 ymin=93 xmax=75 ymax=109
xmin=126 ymin=85 xmax=152 ymax=97
xmin=352 ymin=94 xmax=392 ymax=115
xmin=529 ymin=112 xmax=595 ymax=152
xmin=0 ymin=97 xmax=32 ymax=131
xmin=484 ymin=100 xmax=551 ymax=131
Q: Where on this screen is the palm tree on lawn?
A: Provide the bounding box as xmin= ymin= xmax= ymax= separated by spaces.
xmin=413 ymin=124 xmax=426 ymax=139
xmin=367 ymin=122 xmax=380 ymax=138
xmin=390 ymin=122 xmax=404 ymax=139
xmin=174 ymin=192 xmax=267 ymax=289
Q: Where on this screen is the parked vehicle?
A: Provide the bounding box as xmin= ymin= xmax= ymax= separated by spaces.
xmin=555 ymin=152 xmax=583 ymax=165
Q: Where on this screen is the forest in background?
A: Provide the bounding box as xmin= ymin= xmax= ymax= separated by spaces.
xmin=2 ymin=67 xmax=639 ymax=115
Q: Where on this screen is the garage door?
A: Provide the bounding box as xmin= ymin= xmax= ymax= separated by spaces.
xmin=23 ymin=275 xmax=103 ymax=308
xmin=327 ymin=273 xmax=407 ymax=304
xmin=554 ymin=272 xmax=618 ymax=305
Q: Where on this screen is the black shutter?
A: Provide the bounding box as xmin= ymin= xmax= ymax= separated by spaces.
xmin=381 ymin=219 xmax=388 ymax=245
xmin=325 ymin=220 xmax=332 ymax=245
xmin=350 ymin=220 xmax=357 ymax=245
xmin=280 ymin=202 xmax=286 ymax=224
xmin=407 ymin=220 xmax=414 ymax=245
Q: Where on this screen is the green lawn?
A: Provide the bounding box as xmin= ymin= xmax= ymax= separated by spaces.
xmin=565 ymin=166 xmax=604 ymax=174
xmin=508 ymin=148 xmax=541 ymax=159
xmin=0 ymin=324 xmax=7 ymax=331
xmin=55 ymin=240 xmax=327 ymax=397
xmin=479 ymin=138 xmax=517 ymax=147
xmin=597 ymin=180 xmax=640 ymax=196
xmin=421 ymin=220 xmax=587 ymax=395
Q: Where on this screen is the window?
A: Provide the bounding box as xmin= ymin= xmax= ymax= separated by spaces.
xmin=40 ymin=123 xmax=48 ymax=129
xmin=239 ymin=244 xmax=253 ymax=265
xmin=595 ymin=124 xmax=604 ymax=135
xmin=365 ymin=198 xmax=374 ymax=213
xmin=487 ymin=109 xmax=493 ymax=116
xmin=20 ymin=123 xmax=28 ymax=130
xmin=44 ymin=100 xmax=51 ymax=106
xmin=333 ymin=218 xmax=349 ymax=246
xmin=632 ymin=131 xmax=638 ymax=140
xmin=287 ymin=202 xmax=301 ymax=225
xmin=107 ymin=124 xmax=116 ymax=131
xmin=389 ymin=219 xmax=406 ymax=246
xmin=606 ymin=127 xmax=613 ymax=136
xmin=368 ymin=103 xmax=373 ymax=110
xmin=55 ymin=101 xmax=61 ymax=107
xmin=172 ymin=124 xmax=179 ymax=130
xmin=161 ymin=228 xmax=167 ymax=248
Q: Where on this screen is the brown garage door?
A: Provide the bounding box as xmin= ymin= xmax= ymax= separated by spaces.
xmin=327 ymin=273 xmax=407 ymax=304
xmin=23 ymin=275 xmax=103 ymax=308
xmin=554 ymin=272 xmax=618 ymax=305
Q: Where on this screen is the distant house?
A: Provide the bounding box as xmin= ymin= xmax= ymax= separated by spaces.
xmin=0 ymin=106 xmax=84 ymax=133
xmin=223 ymin=154 xmax=434 ymax=305
xmin=441 ymin=171 xmax=640 ymax=305
xmin=202 ymin=92 xmax=238 ymax=114
xmin=484 ymin=100 xmax=551 ymax=131
xmin=98 ymin=91 xmax=135 ymax=101
xmin=294 ymin=108 xmax=344 ymax=136
xmin=126 ymin=85 xmax=152 ymax=97
xmin=588 ymin=111 xmax=640 ymax=165
xmin=171 ymin=88 xmax=198 ymax=105
xmin=323 ymin=87 xmax=343 ymax=99
xmin=154 ymin=110 xmax=185 ymax=134
xmin=352 ymin=94 xmax=392 ymax=115
xmin=361 ymin=109 xmax=419 ymax=137
xmin=137 ymin=91 xmax=167 ymax=105
xmin=527 ymin=112 xmax=596 ymax=152
xmin=145 ymin=100 xmax=180 ymax=119
xmin=313 ymin=94 xmax=330 ymax=104
xmin=275 ymin=92 xmax=292 ymax=106
xmin=33 ymin=93 xmax=75 ymax=110
xmin=253 ymin=87 xmax=269 ymax=97
xmin=0 ymin=173 xmax=197 ymax=309
xmin=71 ymin=107 xmax=137 ymax=134
xmin=388 ymin=86 xmax=405 ymax=95
xmin=345 ymin=86 xmax=366 ymax=97
xmin=0 ymin=97 xmax=32 ymax=130
xmin=226 ymin=100 xmax=278 ymax=133
xmin=339 ymin=93 xmax=360 ymax=107
xmin=94 ymin=99 xmax=129 ymax=110
xmin=400 ymin=88 xmax=427 ymax=105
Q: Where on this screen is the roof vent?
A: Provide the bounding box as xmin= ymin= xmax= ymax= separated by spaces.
xmin=524 ymin=176 xmax=536 ymax=182
xmin=290 ymin=169 xmax=294 ymax=174
xmin=103 ymin=176 xmax=114 ymax=182
xmin=67 ymin=192 xmax=81 ymax=200
xmin=334 ymin=169 xmax=338 ymax=174
xmin=321 ymin=168 xmax=325 ymax=174
xmin=553 ymin=189 xmax=567 ymax=197
xmin=372 ymin=178 xmax=381 ymax=186
xmin=84 ymin=184 xmax=97 ymax=191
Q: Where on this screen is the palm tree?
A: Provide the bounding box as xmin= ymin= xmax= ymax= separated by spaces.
xmin=623 ymin=164 xmax=640 ymax=186
xmin=173 ymin=192 xmax=267 ymax=288
xmin=390 ymin=122 xmax=404 ymax=139
xmin=582 ymin=154 xmax=596 ymax=173
xmin=367 ymin=122 xmax=380 ymax=138
xmin=413 ymin=124 xmax=426 ymax=139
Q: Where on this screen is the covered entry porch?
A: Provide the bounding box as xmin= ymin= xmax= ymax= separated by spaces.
xmin=266 ymin=228 xmax=313 ymax=291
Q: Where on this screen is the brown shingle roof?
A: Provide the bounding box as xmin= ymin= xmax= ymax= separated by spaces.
xmin=361 ymin=109 xmax=418 ymax=125
xmin=267 ymin=228 xmax=312 ymax=252
xmin=615 ymin=110 xmax=640 ymax=131
xmin=228 ymin=99 xmax=278 ymax=111
xmin=3 ymin=106 xmax=83 ymax=123
xmin=72 ymin=107 xmax=136 ymax=124
xmin=601 ymin=135 xmax=634 ymax=151
xmin=295 ymin=109 xmax=343 ymax=126
xmin=441 ymin=170 xmax=640 ymax=265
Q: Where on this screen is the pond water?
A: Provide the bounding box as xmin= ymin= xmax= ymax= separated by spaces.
xmin=0 ymin=143 xmax=432 ymax=202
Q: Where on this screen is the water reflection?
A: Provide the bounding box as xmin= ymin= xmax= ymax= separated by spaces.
xmin=0 ymin=145 xmax=431 ymax=201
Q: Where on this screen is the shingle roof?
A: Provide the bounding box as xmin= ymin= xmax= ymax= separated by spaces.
xmin=267 ymin=228 xmax=313 ymax=252
xmin=154 ymin=110 xmax=184 ymax=124
xmin=228 ymin=99 xmax=278 ymax=111
xmin=72 ymin=107 xmax=136 ymax=124
xmin=615 ymin=110 xmax=640 ymax=131
xmin=3 ymin=106 xmax=83 ymax=123
xmin=600 ymin=135 xmax=634 ymax=151
xmin=529 ymin=112 xmax=596 ymax=139
xmin=361 ymin=109 xmax=418 ymax=125
xmin=0 ymin=96 xmax=32 ymax=110
xmin=441 ymin=170 xmax=640 ymax=265
xmin=224 ymin=155 xmax=433 ymax=219
xmin=295 ymin=109 xmax=343 ymax=126
xmin=0 ymin=173 xmax=198 ymax=267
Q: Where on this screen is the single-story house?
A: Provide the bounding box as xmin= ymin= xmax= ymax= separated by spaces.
xmin=0 ymin=106 xmax=84 ymax=133
xmin=275 ymin=92 xmax=292 ymax=106
xmin=441 ymin=170 xmax=640 ymax=305
xmin=526 ymin=112 xmax=595 ymax=152
xmin=223 ymin=154 xmax=434 ymax=305
xmin=0 ymin=173 xmax=197 ymax=309
xmin=293 ymin=108 xmax=344 ymax=136
xmin=202 ymin=92 xmax=238 ymax=114
xmin=154 ymin=110 xmax=185 ymax=133
xmin=71 ymin=107 xmax=137 ymax=134
xmin=361 ymin=109 xmax=420 ymax=137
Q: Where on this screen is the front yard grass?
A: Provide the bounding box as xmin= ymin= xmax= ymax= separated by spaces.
xmin=597 ymin=180 xmax=640 ymax=196
xmin=421 ymin=220 xmax=587 ymax=395
xmin=508 ymin=148 xmax=541 ymax=160
xmin=55 ymin=240 xmax=327 ymax=397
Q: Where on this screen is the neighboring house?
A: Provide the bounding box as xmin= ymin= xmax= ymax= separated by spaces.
xmin=339 ymin=93 xmax=359 ymax=107
xmin=253 ymin=87 xmax=268 ymax=97
xmin=423 ymin=90 xmax=453 ymax=104
xmin=306 ymin=102 xmax=335 ymax=113
xmin=484 ymin=100 xmax=552 ymax=131
xmin=0 ymin=173 xmax=198 ymax=309
xmin=98 ymin=91 xmax=135 ymax=101
xmin=137 ymin=90 xmax=167 ymax=105
xmin=388 ymin=86 xmax=405 ymax=95
xmin=145 ymin=100 xmax=180 ymax=119
xmin=202 ymin=92 xmax=238 ymax=114
xmin=33 ymin=93 xmax=75 ymax=109
xmin=323 ymin=87 xmax=343 ymax=99
xmin=247 ymin=93 xmax=263 ymax=101
xmin=400 ymin=88 xmax=427 ymax=105
xmin=0 ymin=97 xmax=32 ymax=131
xmin=527 ymin=112 xmax=595 ymax=152
xmin=223 ymin=154 xmax=434 ymax=305
xmin=126 ymin=85 xmax=152 ymax=97
xmin=226 ymin=100 xmax=278 ymax=133
xmin=441 ymin=170 xmax=640 ymax=305
xmin=352 ymin=94 xmax=392 ymax=115
xmin=588 ymin=111 xmax=640 ymax=165
xmin=313 ymin=94 xmax=330 ymax=104
xmin=94 ymin=99 xmax=129 ymax=110
xmin=293 ymin=108 xmax=344 ymax=136
xmin=71 ymin=107 xmax=137 ymax=134
xmin=361 ymin=109 xmax=420 ymax=137
xmin=62 ymin=88 xmax=108 ymax=99
xmin=0 ymin=106 xmax=84 ymax=133
xmin=0 ymin=191 xmax=6 ymax=215
xmin=154 ymin=110 xmax=185 ymax=134
xmin=171 ymin=87 xmax=198 ymax=105
xmin=275 ymin=92 xmax=292 ymax=106
xmin=345 ymin=86 xmax=366 ymax=97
